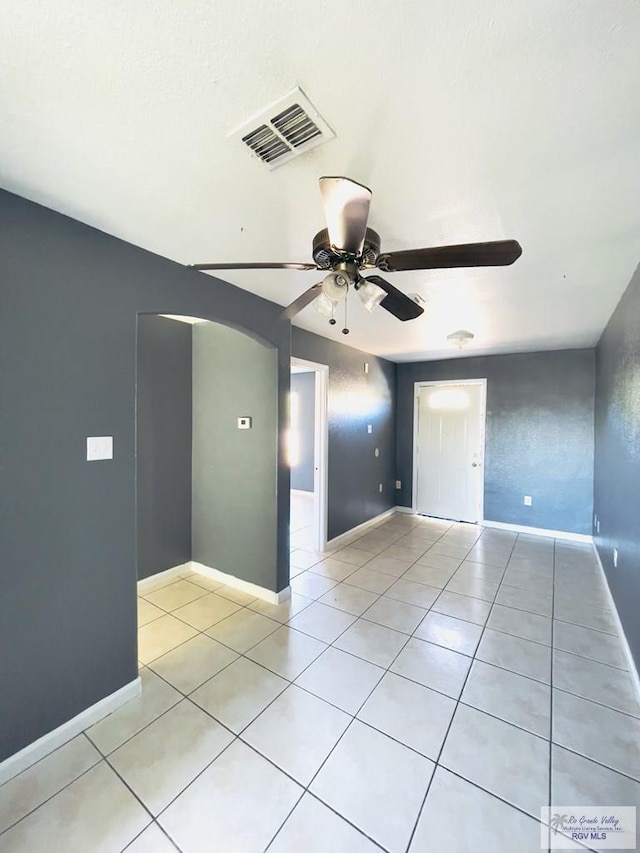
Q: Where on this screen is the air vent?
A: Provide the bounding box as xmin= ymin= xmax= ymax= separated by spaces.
xmin=271 ymin=104 xmax=322 ymax=148
xmin=242 ymin=125 xmax=291 ymax=165
xmin=231 ymin=87 xmax=335 ymax=170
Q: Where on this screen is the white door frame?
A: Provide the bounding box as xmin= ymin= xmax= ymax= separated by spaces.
xmin=412 ymin=378 xmax=487 ymax=522
xmin=290 ymin=357 xmax=329 ymax=551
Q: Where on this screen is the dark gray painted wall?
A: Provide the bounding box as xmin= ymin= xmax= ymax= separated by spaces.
xmin=0 ymin=189 xmax=290 ymax=763
xmin=594 ymin=263 xmax=640 ymax=668
xmin=290 ymin=372 xmax=315 ymax=492
xmin=396 ymin=349 xmax=595 ymax=534
xmin=192 ymin=323 xmax=278 ymax=589
xmin=137 ymin=315 xmax=192 ymax=580
xmin=291 ymin=328 xmax=397 ymax=540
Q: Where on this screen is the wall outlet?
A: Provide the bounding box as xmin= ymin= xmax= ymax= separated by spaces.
xmin=86 ymin=436 xmax=113 ymax=461
xmin=395 ymin=480 xmax=402 ymax=490
xmin=379 ymin=483 xmax=383 ymax=493
xmin=613 ymin=548 xmax=618 ymax=568
xmin=523 ymin=495 xmax=532 ymax=506
xmin=364 ymin=362 xmax=369 ymax=374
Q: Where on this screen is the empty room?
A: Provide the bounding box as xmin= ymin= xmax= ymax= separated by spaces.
xmin=1 ymin=2 xmax=639 ymax=852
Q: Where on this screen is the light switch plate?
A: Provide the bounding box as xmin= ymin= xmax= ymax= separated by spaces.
xmin=237 ymin=417 xmax=252 ymax=430
xmin=367 ymin=424 xmax=372 ymax=434
xmin=87 ymin=436 xmax=113 ymax=461
xmin=523 ymin=495 xmax=532 ymax=506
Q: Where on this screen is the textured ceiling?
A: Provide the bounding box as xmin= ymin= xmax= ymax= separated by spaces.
xmin=2 ymin=0 xmax=640 ymax=361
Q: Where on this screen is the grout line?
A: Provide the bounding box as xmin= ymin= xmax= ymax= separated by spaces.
xmin=99 ymin=754 xmax=158 ymax=830
xmin=0 ymin=730 xmax=97 ymax=793
xmin=545 ymin=739 xmax=640 ymax=785
xmin=140 ymin=580 xmax=212 ymax=612
xmin=0 ymin=739 xmax=103 ymax=838
xmin=550 ymin=643 xmax=629 ymax=670
xmin=546 ymin=538 xmax=557 ymax=852
xmin=122 ymin=820 xmax=181 ymax=851
xmin=430 ymin=765 xmax=582 ymax=848
xmin=6 ymin=519 xmax=630 ymax=853
xmin=552 ymin=614 xmax=619 ymax=637
xmin=403 ymin=526 xmax=517 ymax=852
xmin=134 ymin=594 xmax=406 ymax=850
xmin=289 ymin=792 xmax=389 ymax=852
xmin=142 ymin=527 xmax=639 ymax=806
xmin=188 ymin=528 xmax=451 ymax=851
xmin=550 ymin=685 xmax=640 ymax=721
xmin=281 ymin=605 xmax=419 ymax=816
xmin=254 ymin=631 xmax=393 ymax=852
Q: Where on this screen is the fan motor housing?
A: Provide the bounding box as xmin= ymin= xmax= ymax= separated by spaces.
xmin=312 ymin=228 xmax=381 ymax=269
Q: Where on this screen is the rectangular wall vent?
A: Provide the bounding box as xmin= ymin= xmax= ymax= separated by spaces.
xmin=231 ymin=87 xmax=335 ymax=170
xmin=241 ymin=125 xmax=291 ymax=164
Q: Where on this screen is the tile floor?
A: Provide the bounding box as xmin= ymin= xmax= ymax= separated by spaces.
xmin=289 ymin=490 xmax=315 ymax=553
xmin=1 ymin=514 xmax=639 ymax=852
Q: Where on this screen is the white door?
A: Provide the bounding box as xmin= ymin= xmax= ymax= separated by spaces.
xmin=415 ymin=382 xmax=485 ymax=522
xmin=290 ymin=358 xmax=329 ymax=553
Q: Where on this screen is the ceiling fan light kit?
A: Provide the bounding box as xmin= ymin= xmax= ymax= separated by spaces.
xmin=313 ymin=291 xmax=336 ymax=319
xmin=188 ymin=176 xmax=522 ymax=332
xmin=356 ymin=278 xmax=387 ymax=313
xmin=321 ymin=271 xmax=349 ymax=302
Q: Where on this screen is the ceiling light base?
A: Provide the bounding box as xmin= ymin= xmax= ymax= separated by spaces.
xmin=446 ymin=329 xmax=475 ymax=349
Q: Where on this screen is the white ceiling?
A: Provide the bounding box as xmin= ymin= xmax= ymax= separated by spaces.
xmin=2 ymin=0 xmax=640 ymax=362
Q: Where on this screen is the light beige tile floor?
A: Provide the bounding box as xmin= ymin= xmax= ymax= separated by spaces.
xmin=2 ymin=515 xmax=639 ymax=852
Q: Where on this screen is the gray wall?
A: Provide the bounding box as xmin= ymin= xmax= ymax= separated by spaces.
xmin=290 ymin=372 xmax=315 ymax=492
xmin=594 ymin=263 xmax=640 ymax=668
xmin=137 ymin=315 xmax=192 ymax=580
xmin=396 ymin=349 xmax=595 ymax=534
xmin=0 ymin=189 xmax=290 ymax=763
xmin=292 ymin=328 xmax=397 ymax=540
xmin=192 ymin=322 xmax=278 ymax=590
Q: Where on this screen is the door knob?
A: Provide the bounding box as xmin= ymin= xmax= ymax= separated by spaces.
xmin=472 ymin=462 xmax=481 ymax=467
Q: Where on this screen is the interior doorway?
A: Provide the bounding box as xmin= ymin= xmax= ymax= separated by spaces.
xmin=413 ymin=379 xmax=487 ymax=523
xmin=290 ymin=357 xmax=328 ymax=553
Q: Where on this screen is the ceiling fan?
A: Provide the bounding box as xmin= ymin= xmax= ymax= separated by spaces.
xmin=188 ymin=177 xmax=522 ymax=333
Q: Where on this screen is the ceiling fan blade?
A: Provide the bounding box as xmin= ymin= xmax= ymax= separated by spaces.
xmin=377 ymin=239 xmax=522 ymax=273
xmin=319 ymin=176 xmax=372 ymax=255
xmin=281 ymin=282 xmax=323 ymax=320
xmin=365 ymin=275 xmax=424 ymax=322
xmin=187 ymin=262 xmax=318 ymax=271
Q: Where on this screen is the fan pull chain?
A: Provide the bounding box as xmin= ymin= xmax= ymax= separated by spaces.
xmin=342 ymin=296 xmax=349 ymax=335
xmin=329 ymin=301 xmax=336 ymax=326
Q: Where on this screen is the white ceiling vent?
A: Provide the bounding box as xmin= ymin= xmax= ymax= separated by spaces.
xmin=231 ymin=87 xmax=335 ymax=170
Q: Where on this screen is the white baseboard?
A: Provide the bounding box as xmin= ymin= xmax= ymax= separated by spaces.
xmin=592 ymin=545 xmax=640 ymax=707
xmin=481 ymin=520 xmax=593 ymax=543
xmin=189 ymin=561 xmax=290 ymax=605
xmin=137 ymin=560 xmax=288 ymax=606
xmin=326 ymin=507 xmax=398 ymax=550
xmin=0 ymin=677 xmax=141 ymax=787
xmin=137 ymin=562 xmax=191 ymax=595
